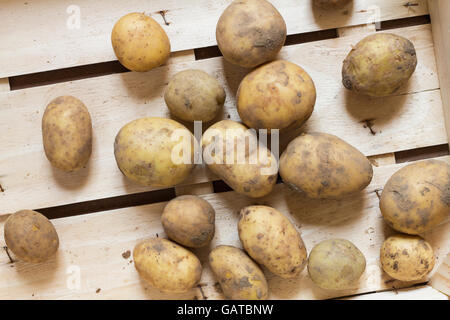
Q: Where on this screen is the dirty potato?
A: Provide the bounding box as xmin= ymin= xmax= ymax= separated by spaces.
xmin=4 ymin=210 xmax=59 ymax=263
xmin=201 ymin=120 xmax=278 ymax=198
xmin=216 ymin=0 xmax=287 ymax=68
xmin=111 ymin=12 xmax=170 ymax=72
xmin=380 ymin=235 xmax=435 ymax=281
xmin=164 ymin=69 xmax=226 ymax=122
xmin=308 ymin=239 xmax=366 ymax=290
xmin=237 ymin=60 xmax=316 ymax=131
xmin=342 ymin=33 xmax=417 ymax=97
xmin=238 ymin=205 xmax=307 ymax=278
xmin=209 ymin=245 xmax=268 ymax=300
xmin=42 ymin=95 xmax=92 ymax=172
xmin=133 ymin=238 xmax=202 ymax=293
xmin=114 ymin=117 xmax=196 ymax=187
xmin=279 ymin=132 xmax=373 ymax=199
xmin=380 ymin=160 xmax=450 ymax=235
xmin=314 ymin=0 xmax=352 ymax=9
xmin=162 ymin=195 xmax=215 ymax=248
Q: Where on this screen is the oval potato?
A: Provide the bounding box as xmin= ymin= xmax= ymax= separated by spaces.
xmin=42 ymin=95 xmax=92 ymax=172
xmin=114 ymin=117 xmax=196 ymax=187
xmin=216 ymin=0 xmax=286 ymax=68
xmin=162 ymin=195 xmax=215 ymax=248
xmin=201 ymin=120 xmax=278 ymax=198
xmin=314 ymin=0 xmax=352 ymax=9
xmin=279 ymin=132 xmax=373 ymax=199
xmin=209 ymin=245 xmax=268 ymax=300
xmin=4 ymin=210 xmax=59 ymax=263
xmin=380 ymin=235 xmax=435 ymax=281
xmin=111 ymin=13 xmax=170 ymax=72
xmin=238 ymin=205 xmax=307 ymax=278
xmin=237 ymin=60 xmax=316 ymax=131
xmin=133 ymin=238 xmax=202 ymax=293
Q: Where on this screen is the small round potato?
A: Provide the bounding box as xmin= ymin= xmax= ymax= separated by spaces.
xmin=216 ymin=0 xmax=287 ymax=68
xmin=114 ymin=117 xmax=196 ymax=187
xmin=342 ymin=33 xmax=417 ymax=97
xmin=279 ymin=132 xmax=373 ymax=199
xmin=162 ymin=195 xmax=215 ymax=248
xmin=314 ymin=0 xmax=352 ymax=9
xmin=380 ymin=160 xmax=450 ymax=235
xmin=111 ymin=13 xmax=171 ymax=72
xmin=308 ymin=239 xmax=366 ymax=290
xmin=238 ymin=205 xmax=307 ymax=278
xmin=133 ymin=238 xmax=202 ymax=293
xmin=164 ymin=70 xmax=226 ymax=122
xmin=209 ymin=245 xmax=268 ymax=300
xmin=4 ymin=210 xmax=59 ymax=263
xmin=380 ymin=235 xmax=435 ymax=281
xmin=237 ymin=60 xmax=316 ymax=131
xmin=42 ymin=96 xmax=92 ymax=172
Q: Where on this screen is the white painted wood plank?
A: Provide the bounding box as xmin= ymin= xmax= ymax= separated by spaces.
xmin=0 ymin=0 xmax=429 ymax=77
xmin=0 ymin=24 xmax=445 ymax=213
xmin=342 ymin=285 xmax=448 ymax=300
xmin=0 ymin=157 xmax=448 ymax=300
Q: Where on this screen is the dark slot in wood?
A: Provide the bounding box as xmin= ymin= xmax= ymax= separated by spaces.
xmin=378 ymin=15 xmax=430 ymax=31
xmin=395 ymin=143 xmax=449 ymax=163
xmin=212 ymin=180 xmax=233 ymax=193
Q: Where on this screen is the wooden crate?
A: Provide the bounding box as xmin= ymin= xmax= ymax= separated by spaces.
xmin=0 ymin=0 xmax=448 ymax=300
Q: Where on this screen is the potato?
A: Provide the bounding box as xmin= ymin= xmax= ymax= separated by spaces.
xmin=216 ymin=0 xmax=286 ymax=68
xmin=380 ymin=235 xmax=435 ymax=281
xmin=164 ymin=70 xmax=226 ymax=122
xmin=4 ymin=210 xmax=59 ymax=263
xmin=308 ymin=239 xmax=366 ymax=290
xmin=238 ymin=205 xmax=307 ymax=278
xmin=114 ymin=117 xmax=196 ymax=187
xmin=279 ymin=132 xmax=373 ymax=199
xmin=342 ymin=33 xmax=417 ymax=97
xmin=133 ymin=238 xmax=202 ymax=293
xmin=42 ymin=96 xmax=92 ymax=172
xmin=111 ymin=13 xmax=170 ymax=72
xmin=209 ymin=245 xmax=268 ymax=300
xmin=237 ymin=60 xmax=316 ymax=131
xmin=162 ymin=195 xmax=215 ymax=248
xmin=380 ymin=160 xmax=450 ymax=235
xmin=201 ymin=120 xmax=278 ymax=198
xmin=314 ymin=0 xmax=352 ymax=9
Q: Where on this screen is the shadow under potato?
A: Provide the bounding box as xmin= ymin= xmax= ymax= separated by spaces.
xmin=311 ymin=0 xmax=354 ymax=29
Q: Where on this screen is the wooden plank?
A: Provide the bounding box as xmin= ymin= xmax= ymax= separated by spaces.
xmin=368 ymin=153 xmax=396 ymax=167
xmin=342 ymin=285 xmax=448 ymax=300
xmin=0 ymin=156 xmax=448 ymax=300
xmin=429 ymin=0 xmax=450 ymax=143
xmin=0 ymin=78 xmax=10 ymax=92
xmin=0 ymin=24 xmax=445 ymax=213
xmin=430 ymin=253 xmax=450 ymax=296
xmin=337 ymin=23 xmax=377 ymax=37
xmin=0 ymin=0 xmax=429 ymax=77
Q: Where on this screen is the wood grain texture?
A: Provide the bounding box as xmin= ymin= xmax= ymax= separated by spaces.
xmin=342 ymin=285 xmax=448 ymax=300
xmin=0 ymin=24 xmax=445 ymax=213
xmin=430 ymin=253 xmax=450 ymax=296
xmin=0 ymin=0 xmax=429 ymax=77
xmin=0 ymin=157 xmax=448 ymax=300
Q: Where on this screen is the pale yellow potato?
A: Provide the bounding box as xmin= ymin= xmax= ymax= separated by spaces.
xmin=279 ymin=132 xmax=373 ymax=199
xmin=164 ymin=69 xmax=225 ymax=122
xmin=380 ymin=235 xmax=435 ymax=281
xmin=238 ymin=205 xmax=307 ymax=278
xmin=133 ymin=238 xmax=202 ymax=293
xmin=42 ymin=95 xmax=92 ymax=172
xmin=237 ymin=60 xmax=316 ymax=131
xmin=380 ymin=160 xmax=450 ymax=235
xmin=114 ymin=117 xmax=196 ymax=187
xmin=162 ymin=195 xmax=215 ymax=248
xmin=4 ymin=210 xmax=59 ymax=263
xmin=111 ymin=12 xmax=170 ymax=72
xmin=314 ymin=0 xmax=352 ymax=9
xmin=308 ymin=239 xmax=366 ymax=290
xmin=342 ymin=33 xmax=417 ymax=97
xmin=201 ymin=120 xmax=278 ymax=198
xmin=209 ymin=245 xmax=268 ymax=300
xmin=216 ymin=0 xmax=286 ymax=68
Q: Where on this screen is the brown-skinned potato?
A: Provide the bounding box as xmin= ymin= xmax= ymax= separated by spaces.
xmin=380 ymin=160 xmax=450 ymax=235
xmin=216 ymin=0 xmax=287 ymax=68
xmin=314 ymin=0 xmax=352 ymax=9
xmin=4 ymin=210 xmax=59 ymax=263
xmin=42 ymin=96 xmax=92 ymax=172
xmin=238 ymin=205 xmax=307 ymax=278
xmin=162 ymin=195 xmax=215 ymax=248
xmin=279 ymin=132 xmax=373 ymax=199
